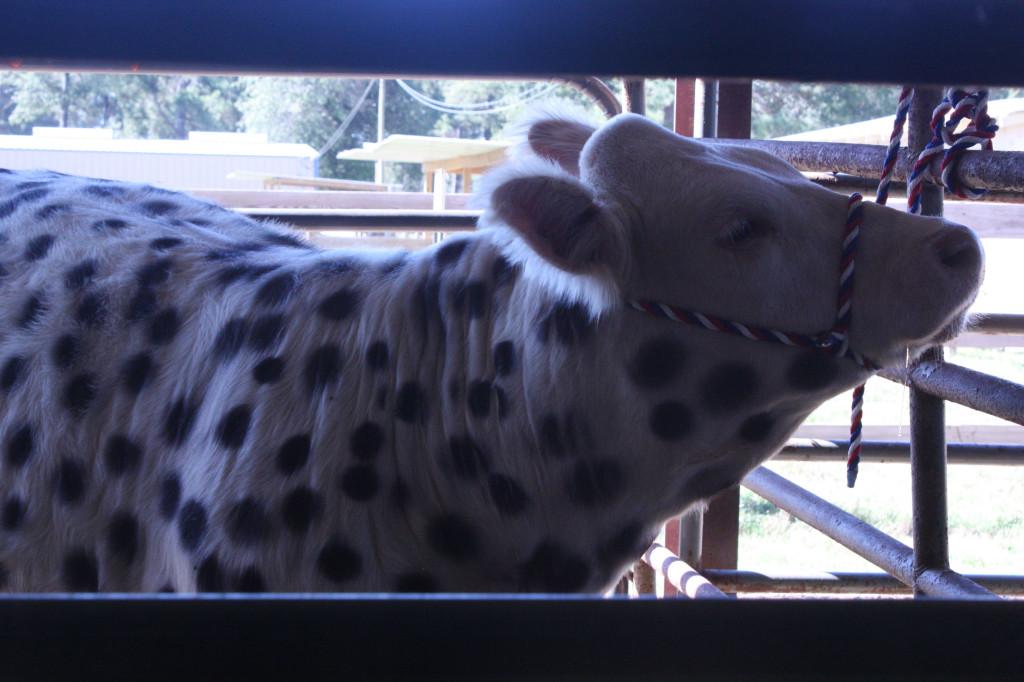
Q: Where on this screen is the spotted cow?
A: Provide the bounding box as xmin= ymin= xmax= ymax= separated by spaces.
xmin=0 ymin=111 xmax=982 ymax=593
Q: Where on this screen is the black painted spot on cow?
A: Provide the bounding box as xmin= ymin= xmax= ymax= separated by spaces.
xmin=216 ymin=404 xmax=252 ymax=450
xmin=76 ymin=291 xmax=106 ymax=327
xmin=2 ymin=497 xmax=25 ymax=531
xmin=141 ymin=199 xmax=177 ymax=216
xmin=24 ymin=234 xmax=56 ymax=261
xmin=178 ymin=499 xmax=208 ymax=552
xmin=739 ymin=412 xmax=775 ymax=442
xmin=160 ymin=474 xmax=181 ymax=520
xmin=150 ymin=237 xmax=184 ymax=251
xmin=565 ymin=459 xmax=625 ymax=508
xmin=63 ymin=373 xmax=97 ymax=416
xmin=519 ymin=542 xmax=590 ymax=592
xmin=252 ymin=356 xmax=285 ymax=384
xmin=317 ymin=541 xmax=362 ymax=584
xmin=246 ymin=264 xmax=280 ymax=281
xmin=787 ymin=352 xmax=841 ymax=392
xmin=5 ymin=423 xmax=33 ymax=468
xmin=596 ymin=521 xmax=649 ymax=569
xmin=467 ymin=380 xmax=495 ymax=418
xmin=226 ymin=497 xmax=269 ymax=546
xmin=248 ymin=314 xmax=285 ymax=351
xmin=427 ymin=514 xmax=480 ymax=562
xmin=215 ymin=264 xmax=248 ymax=286
xmin=350 ymin=421 xmax=384 ymax=461
xmin=281 ymin=486 xmax=323 ymax=534
xmin=701 ymin=363 xmax=759 ymax=413
xmin=54 ymin=457 xmax=86 ymax=505
xmin=488 ymin=474 xmax=529 ymax=516
xmin=395 ymin=382 xmax=426 ymax=423
xmin=125 ymin=288 xmax=158 ymax=322
xmin=262 ymin=230 xmax=309 ymax=249
xmin=64 ymin=260 xmax=97 ymax=291
xmin=339 ymin=465 xmax=379 ymax=502
xmin=0 ymin=187 xmax=50 ymax=219
xmin=649 ymin=401 xmax=694 ymax=441
xmin=255 ymin=272 xmax=298 ymax=307
xmin=148 ymin=307 xmax=180 ymax=345
xmin=538 ymin=302 xmax=593 ymax=346
xmin=196 ymin=554 xmax=223 ymax=592
xmin=62 ymin=549 xmax=99 ymax=592
xmin=121 ymin=352 xmax=153 ymax=395
xmin=235 ymin=566 xmax=266 ymax=592
xmin=318 ymin=287 xmax=360 ymax=321
xmin=390 ymin=479 xmax=411 ymax=510
xmin=107 ymin=511 xmax=140 ymax=566
xmin=410 ymin=277 xmax=443 ymax=339
xmin=17 ymin=293 xmax=46 ymax=329
xmin=104 ymin=433 xmax=142 ymax=476
xmin=234 ymin=240 xmax=270 ymax=253
xmin=275 ymin=434 xmax=311 ymax=475
xmin=212 ymin=318 xmax=248 ymax=360
xmin=206 ymin=248 xmax=243 ymax=263
xmin=628 ymin=337 xmax=687 ymax=390
xmin=84 ymin=184 xmax=123 ymax=199
xmin=448 ymin=435 xmax=489 ymax=480
xmin=137 ymin=258 xmax=174 ymax=288
xmin=435 ymin=239 xmax=468 ymax=268
xmin=494 ymin=341 xmax=516 ymax=376
xmin=304 ymin=345 xmax=341 ymax=392
xmin=163 ymin=396 xmax=200 ymax=447
xmin=539 ymin=414 xmax=566 ymax=458
xmin=1 ymin=356 xmax=26 ymax=391
xmin=35 ymin=203 xmax=71 ymax=220
xmin=452 ymin=280 xmax=488 ymax=318
xmin=365 ymin=341 xmax=388 ymax=370
xmin=51 ymin=334 xmax=81 ymax=370
xmin=15 ymin=180 xmax=48 ymax=191
xmin=495 ymin=386 xmax=510 ymax=419
xmin=492 ymin=255 xmax=517 ymax=288
xmin=91 ymin=218 xmax=129 ymax=231
xmin=394 ymin=572 xmax=440 ymax=593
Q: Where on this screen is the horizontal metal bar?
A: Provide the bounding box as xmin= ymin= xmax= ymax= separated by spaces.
xmin=242 ymin=208 xmax=478 ymax=231
xmin=809 ymin=173 xmax=1024 ymax=205
xmin=968 ymin=314 xmax=1024 ymax=335
xmin=881 ymin=361 xmax=1024 ymax=427
xmin=3 ymin=1 xmax=1024 ymax=85
xmin=1 ymin=597 xmax=1024 ymax=681
xmin=702 ymin=570 xmax=1024 ymax=595
xmin=776 ymin=439 xmax=1024 ymax=465
xmin=709 ymin=139 xmax=1024 ymax=193
xmin=641 ymin=543 xmax=729 ymax=600
xmin=741 ymin=467 xmax=998 ymax=599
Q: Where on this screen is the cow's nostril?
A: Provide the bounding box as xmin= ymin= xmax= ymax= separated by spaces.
xmin=935 ymin=231 xmax=981 ymax=270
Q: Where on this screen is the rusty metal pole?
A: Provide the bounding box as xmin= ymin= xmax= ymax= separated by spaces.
xmin=623 ymin=78 xmax=645 ymax=115
xmin=906 ymin=87 xmax=954 ymax=598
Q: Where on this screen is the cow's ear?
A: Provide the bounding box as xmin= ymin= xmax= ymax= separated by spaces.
xmin=490 ymin=172 xmax=619 ymax=274
xmin=525 ymin=117 xmax=596 ymax=176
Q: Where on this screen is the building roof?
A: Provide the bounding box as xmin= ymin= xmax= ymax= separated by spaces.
xmin=0 ymin=128 xmax=317 ymax=158
xmin=337 ymin=134 xmax=510 ymax=163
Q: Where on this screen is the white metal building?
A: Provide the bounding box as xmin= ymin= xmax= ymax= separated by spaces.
xmin=0 ymin=127 xmax=318 ymax=190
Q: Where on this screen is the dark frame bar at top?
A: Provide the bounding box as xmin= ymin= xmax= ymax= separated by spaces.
xmin=3 ymin=0 xmax=1024 ymax=86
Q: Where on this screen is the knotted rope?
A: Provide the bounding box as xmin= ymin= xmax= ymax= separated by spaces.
xmin=848 ymin=86 xmax=997 ymax=487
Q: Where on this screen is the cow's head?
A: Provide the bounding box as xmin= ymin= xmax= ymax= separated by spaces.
xmin=478 ymin=110 xmax=984 ymax=370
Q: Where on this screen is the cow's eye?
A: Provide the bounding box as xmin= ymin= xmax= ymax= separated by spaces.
xmin=718 ymin=219 xmax=771 ymax=249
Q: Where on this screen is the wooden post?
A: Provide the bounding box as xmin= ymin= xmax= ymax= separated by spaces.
xmin=674 ymin=79 xmax=697 ymax=136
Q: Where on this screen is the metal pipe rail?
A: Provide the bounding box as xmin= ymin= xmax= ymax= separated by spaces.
xmin=776 ymin=439 xmax=1024 ymax=465
xmin=702 ymin=569 xmax=1024 ymax=595
xmin=242 ymin=208 xmax=479 ymax=231
xmin=640 ymin=543 xmax=729 ymax=600
xmin=741 ymin=467 xmax=998 ymax=599
xmin=881 ymin=361 xmax=1024 ymax=427
xmin=706 ymin=139 xmax=1024 ymax=194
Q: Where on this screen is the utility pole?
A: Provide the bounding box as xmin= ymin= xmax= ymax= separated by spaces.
xmin=375 ymin=79 xmax=385 ymax=185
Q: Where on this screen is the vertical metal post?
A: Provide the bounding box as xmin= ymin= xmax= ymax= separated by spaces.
xmin=906 ymin=87 xmax=951 ymax=596
xmin=623 ymin=78 xmax=646 ymax=115
xmin=701 ymin=80 xmax=719 ymax=138
xmin=375 ymin=78 xmax=386 ymax=185
xmin=698 ymin=79 xmax=752 ymax=573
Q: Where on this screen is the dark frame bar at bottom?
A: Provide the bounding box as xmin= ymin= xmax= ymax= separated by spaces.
xmin=0 ymin=595 xmax=1022 ymax=681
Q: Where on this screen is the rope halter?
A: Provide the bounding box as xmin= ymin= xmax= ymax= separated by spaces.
xmin=626 ymin=193 xmax=877 ymax=487
xmin=627 ymin=192 xmax=878 ymax=371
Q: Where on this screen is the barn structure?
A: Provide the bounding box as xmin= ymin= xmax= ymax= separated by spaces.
xmin=1 ymin=1 xmax=1023 ymax=680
